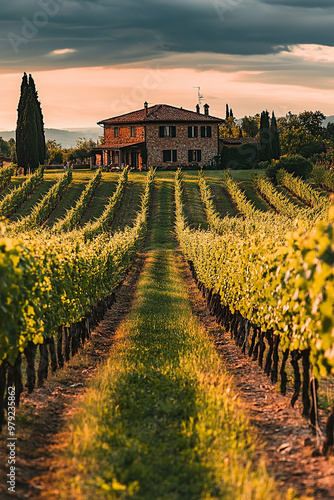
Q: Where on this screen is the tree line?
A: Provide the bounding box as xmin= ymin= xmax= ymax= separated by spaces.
xmin=221 ymin=105 xmax=333 ymax=161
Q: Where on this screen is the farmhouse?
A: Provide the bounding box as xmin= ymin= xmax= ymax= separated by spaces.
xmin=93 ymin=102 xmax=223 ymax=169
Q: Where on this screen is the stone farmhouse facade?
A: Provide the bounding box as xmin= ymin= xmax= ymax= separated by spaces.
xmin=93 ymin=102 xmax=222 ymax=169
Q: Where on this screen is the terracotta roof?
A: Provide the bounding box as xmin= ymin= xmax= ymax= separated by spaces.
xmin=220 ymin=137 xmax=259 ymax=145
xmin=98 ymin=104 xmax=222 ymax=125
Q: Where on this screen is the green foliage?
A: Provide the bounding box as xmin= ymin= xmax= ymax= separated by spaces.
xmin=175 ymin=171 xmax=334 ymax=378
xmin=0 ymin=169 xmax=155 ymax=364
xmin=259 ymin=110 xmax=272 ymax=162
xmin=278 ymin=111 xmax=327 ymax=158
xmin=271 ymin=112 xmax=281 ymax=160
xmin=258 ymin=160 xmax=270 ymax=169
xmin=275 ymin=155 xmax=313 ymax=179
xmin=241 ymin=115 xmax=260 ymax=138
xmin=252 ymin=174 xmax=324 ymax=221
xmin=0 ymin=137 xmax=12 ymax=157
xmin=83 ymin=167 xmax=129 ymax=239
xmin=16 ymin=73 xmax=46 ymax=172
xmin=46 ymin=140 xmax=64 ymax=165
xmin=221 ymin=143 xmax=260 ymax=169
xmin=53 ymin=169 xmax=101 ymax=233
xmin=312 ymin=165 xmax=334 ymax=192
xmin=11 ymin=169 xmax=72 ymax=233
xmin=276 ymin=169 xmax=330 ymax=210
xmin=0 ymin=165 xmax=15 ymax=191
xmin=0 ymin=166 xmax=44 ymax=218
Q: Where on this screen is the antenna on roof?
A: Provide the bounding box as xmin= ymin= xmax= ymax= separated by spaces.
xmin=193 ymin=87 xmax=204 ymax=111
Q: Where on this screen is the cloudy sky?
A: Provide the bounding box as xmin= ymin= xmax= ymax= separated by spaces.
xmin=0 ymin=0 xmax=334 ymax=129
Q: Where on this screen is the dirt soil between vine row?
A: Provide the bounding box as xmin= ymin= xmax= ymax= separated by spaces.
xmin=0 ymin=251 xmax=333 ymax=499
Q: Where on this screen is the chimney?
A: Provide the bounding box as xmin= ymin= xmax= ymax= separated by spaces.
xmin=144 ymin=101 xmax=148 ymax=116
xmin=203 ymin=103 xmax=209 ymax=116
xmin=196 ymin=104 xmax=200 ymax=114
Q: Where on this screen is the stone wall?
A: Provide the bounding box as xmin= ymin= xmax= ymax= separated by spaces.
xmin=145 ymin=122 xmax=219 ymax=167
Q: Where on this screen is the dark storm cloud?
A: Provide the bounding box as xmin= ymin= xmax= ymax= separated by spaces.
xmin=260 ymin=0 xmax=333 ymax=7
xmin=0 ymin=0 xmax=333 ymax=71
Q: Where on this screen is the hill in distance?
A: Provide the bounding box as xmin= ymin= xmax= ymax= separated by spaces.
xmin=0 ymin=127 xmax=102 ymax=148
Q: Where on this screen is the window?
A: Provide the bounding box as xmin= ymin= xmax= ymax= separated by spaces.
xmin=114 ymin=127 xmax=119 ymax=138
xmin=188 ymin=150 xmax=202 ymax=162
xmin=159 ymin=126 xmax=176 ymax=138
xmin=201 ymin=126 xmax=212 ymax=138
xmin=163 ymin=150 xmax=177 ymax=162
xmin=130 ymin=126 xmax=136 ymax=137
xmin=188 ymin=126 xmax=198 ymax=138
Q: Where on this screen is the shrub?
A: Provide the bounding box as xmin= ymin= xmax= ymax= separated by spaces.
xmin=257 ymin=161 xmax=270 ymax=169
xmin=221 ymin=143 xmax=260 ymax=170
xmin=265 ymin=155 xmax=313 ymax=181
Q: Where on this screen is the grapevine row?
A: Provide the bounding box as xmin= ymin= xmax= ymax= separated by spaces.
xmin=53 ymin=168 xmax=102 ymax=233
xmin=0 ymin=166 xmax=44 ymax=218
xmin=9 ymin=169 xmax=73 ymax=233
xmin=252 ymin=174 xmax=326 ymax=222
xmin=0 ymin=165 xmax=15 ymax=191
xmin=276 ymin=168 xmax=330 ymax=210
xmin=208 ymin=171 xmax=296 ymax=236
xmin=83 ymin=166 xmax=129 ymax=240
xmin=176 ymin=170 xmax=334 ymax=453
xmin=312 ymin=165 xmax=334 ymax=192
xmin=0 ymin=168 xmax=155 ymax=428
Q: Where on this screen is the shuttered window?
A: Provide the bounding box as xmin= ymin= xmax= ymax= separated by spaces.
xmin=188 ymin=126 xmax=198 ymax=138
xmin=163 ymin=150 xmax=177 ymax=162
xmin=201 ymin=126 xmax=212 ymax=138
xmin=188 ymin=150 xmax=202 ymax=162
xmin=159 ymin=126 xmax=176 ymax=138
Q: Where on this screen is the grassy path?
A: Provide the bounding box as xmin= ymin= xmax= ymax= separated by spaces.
xmin=182 ymin=176 xmax=208 ymax=229
xmin=61 ymin=177 xmax=278 ymax=499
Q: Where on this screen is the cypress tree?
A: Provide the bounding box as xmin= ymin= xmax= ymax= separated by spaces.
xmin=259 ymin=110 xmax=272 ymax=162
xmin=24 ymin=92 xmax=39 ymax=171
xmin=230 ymin=108 xmax=233 ymax=118
xmin=16 ymin=73 xmax=29 ymax=174
xmin=271 ymin=111 xmax=281 ymax=160
xmin=226 ymin=103 xmax=229 ymax=120
xmin=16 ymin=73 xmax=45 ymax=174
xmin=29 ymin=74 xmax=46 ymax=165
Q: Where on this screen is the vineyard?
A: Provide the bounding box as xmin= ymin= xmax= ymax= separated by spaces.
xmin=0 ymin=166 xmax=334 ymax=499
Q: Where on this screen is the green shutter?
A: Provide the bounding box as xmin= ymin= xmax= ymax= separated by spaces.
xmin=173 ymin=150 xmax=177 ymax=162
xmin=172 ymin=126 xmax=176 ymax=137
xmin=207 ymin=126 xmax=212 ymax=138
xmin=188 ymin=150 xmax=193 ymax=162
xmin=159 ymin=126 xmax=164 ymax=138
xmin=201 ymin=126 xmax=205 ymax=138
xmin=194 ymin=126 xmax=198 ymax=138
